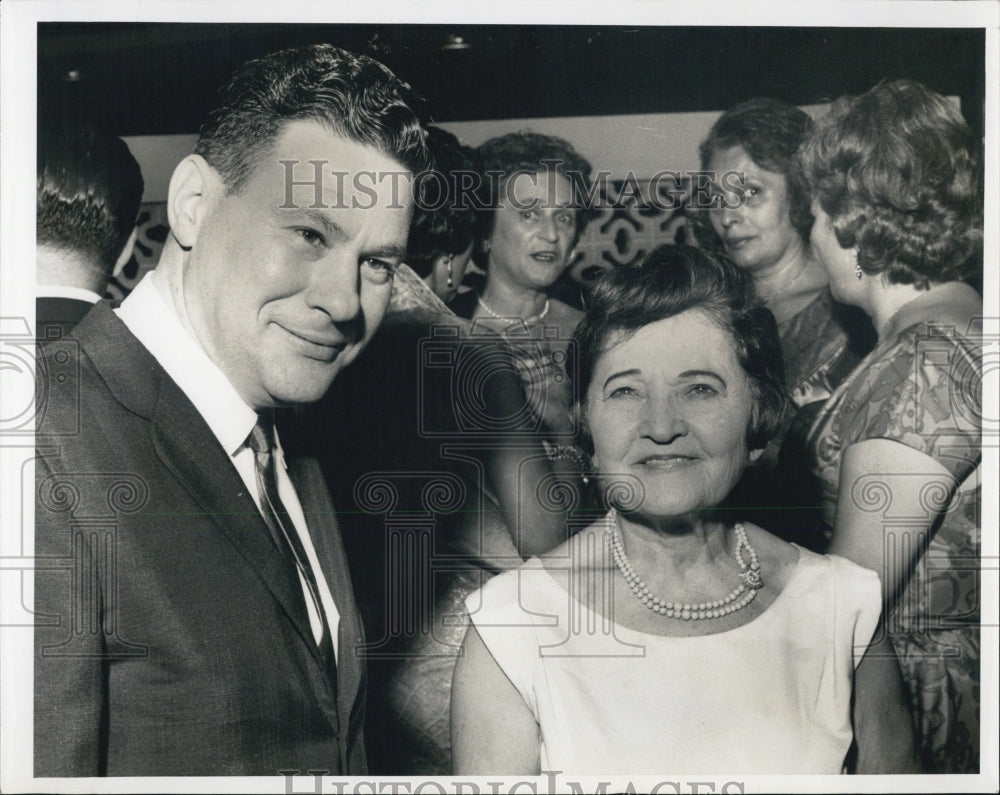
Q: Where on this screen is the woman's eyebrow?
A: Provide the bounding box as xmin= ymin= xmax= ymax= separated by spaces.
xmin=678 ymin=369 xmax=727 ymax=387
xmin=602 ymin=368 xmax=641 ymax=390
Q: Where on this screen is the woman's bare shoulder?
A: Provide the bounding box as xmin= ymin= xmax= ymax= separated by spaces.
xmin=537 ymin=521 xmax=610 ymax=572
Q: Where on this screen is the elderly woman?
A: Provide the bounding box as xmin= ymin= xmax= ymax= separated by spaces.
xmin=696 ymin=99 xmax=875 ymax=546
xmin=450 ymin=132 xmax=594 ymax=484
xmin=451 ymin=246 xmax=917 ymax=774
xmin=799 ymin=79 xmax=983 ymax=773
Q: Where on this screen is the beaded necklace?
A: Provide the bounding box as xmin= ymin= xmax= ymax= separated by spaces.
xmin=476 ymin=293 xmax=550 ymax=325
xmin=606 ymin=510 xmax=763 ymax=620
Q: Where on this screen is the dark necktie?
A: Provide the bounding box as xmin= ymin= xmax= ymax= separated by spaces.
xmin=247 ymin=413 xmax=337 ymax=679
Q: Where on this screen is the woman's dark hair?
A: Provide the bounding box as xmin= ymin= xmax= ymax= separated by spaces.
xmin=472 ymin=132 xmax=594 ymax=267
xmin=693 ymin=98 xmax=815 ymax=248
xmin=798 ymin=79 xmax=982 ymax=288
xmin=571 ymin=245 xmax=787 ymax=452
xmin=406 ymin=127 xmax=479 ymax=278
xmin=195 ymin=44 xmax=429 ymax=193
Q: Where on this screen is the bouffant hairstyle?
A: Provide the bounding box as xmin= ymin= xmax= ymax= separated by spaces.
xmin=195 ymin=44 xmax=429 ymax=193
xmin=406 ymin=126 xmax=479 ymax=278
xmin=571 ymin=245 xmax=787 ymax=453
xmin=472 ymin=132 xmax=594 ymax=267
xmin=694 ymin=98 xmax=815 ymax=246
xmin=798 ymin=79 xmax=982 ymax=287
xmin=36 ymin=123 xmax=144 ymax=275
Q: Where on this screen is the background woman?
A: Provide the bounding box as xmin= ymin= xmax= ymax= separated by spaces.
xmin=451 ymin=132 xmax=595 ymax=496
xmin=696 ymin=98 xmax=874 ymax=546
xmin=452 ymin=246 xmax=916 ymax=774
xmin=799 ymin=79 xmax=983 ymax=773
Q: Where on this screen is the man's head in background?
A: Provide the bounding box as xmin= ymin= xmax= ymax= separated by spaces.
xmin=36 ymin=123 xmax=144 ymax=295
xmin=159 ymin=43 xmax=429 ymax=409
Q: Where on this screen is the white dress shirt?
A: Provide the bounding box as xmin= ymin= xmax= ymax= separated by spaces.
xmin=116 ymin=273 xmax=339 ymax=658
xmin=36 ymin=284 xmax=103 ymax=303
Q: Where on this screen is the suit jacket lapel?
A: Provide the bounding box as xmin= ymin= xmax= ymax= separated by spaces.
xmin=285 ymin=457 xmax=365 ymax=727
xmin=151 ymin=380 xmax=324 ymax=656
xmin=75 ymin=303 xmax=321 ymax=666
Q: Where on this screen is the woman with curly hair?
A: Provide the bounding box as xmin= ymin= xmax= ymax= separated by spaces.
xmin=799 ymin=79 xmax=983 ymax=773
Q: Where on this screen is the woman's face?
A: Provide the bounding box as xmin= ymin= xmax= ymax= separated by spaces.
xmin=487 ymin=171 xmax=577 ymax=291
xmin=708 ymin=145 xmax=801 ymax=274
xmin=585 ymin=309 xmax=761 ymax=520
xmin=809 ymin=201 xmax=861 ymax=305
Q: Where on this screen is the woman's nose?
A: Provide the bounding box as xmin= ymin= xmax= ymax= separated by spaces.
xmin=538 ymin=215 xmax=560 ymax=241
xmin=719 ymin=207 xmax=741 ymax=229
xmin=638 ymin=399 xmax=688 ymax=443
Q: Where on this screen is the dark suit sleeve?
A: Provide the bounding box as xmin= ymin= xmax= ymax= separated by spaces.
xmin=34 ymin=451 xmax=107 ymax=776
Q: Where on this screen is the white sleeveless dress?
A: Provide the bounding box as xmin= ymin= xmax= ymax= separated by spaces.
xmin=466 ymin=546 xmax=881 ymax=774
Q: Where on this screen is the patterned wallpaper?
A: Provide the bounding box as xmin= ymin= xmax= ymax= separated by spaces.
xmin=106 ymin=203 xmax=170 ymax=301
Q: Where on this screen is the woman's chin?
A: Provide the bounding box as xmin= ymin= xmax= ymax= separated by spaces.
xmin=721 ymin=250 xmax=760 ymax=273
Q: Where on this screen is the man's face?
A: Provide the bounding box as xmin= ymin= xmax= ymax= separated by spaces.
xmin=183 ymin=120 xmax=413 ymax=408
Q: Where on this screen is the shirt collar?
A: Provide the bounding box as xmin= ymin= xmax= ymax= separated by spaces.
xmin=36 ymin=284 xmax=103 ymax=304
xmin=114 ymin=272 xmax=258 ymax=457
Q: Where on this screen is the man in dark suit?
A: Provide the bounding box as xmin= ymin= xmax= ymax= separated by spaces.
xmin=35 ymin=124 xmax=144 ymax=340
xmin=34 ymin=44 xmax=428 ymax=777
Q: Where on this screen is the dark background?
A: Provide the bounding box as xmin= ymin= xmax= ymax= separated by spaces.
xmin=38 ymin=24 xmax=985 ymax=140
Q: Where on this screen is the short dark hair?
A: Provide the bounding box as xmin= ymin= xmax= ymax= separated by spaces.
xmin=472 ymin=132 xmax=594 ymax=267
xmin=195 ymin=44 xmax=429 ymax=193
xmin=406 ymin=126 xmax=478 ymax=278
xmin=694 ymin=98 xmax=814 ymax=246
xmin=798 ymin=79 xmax=982 ymax=288
xmin=36 ymin=123 xmax=144 ymax=274
xmin=572 ymin=245 xmax=787 ymax=452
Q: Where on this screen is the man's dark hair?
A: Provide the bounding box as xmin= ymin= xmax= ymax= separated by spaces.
xmin=194 ymin=43 xmax=429 ymax=193
xmin=36 ymin=123 xmax=144 ymax=275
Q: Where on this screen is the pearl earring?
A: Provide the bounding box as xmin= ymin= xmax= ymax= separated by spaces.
xmin=445 ymin=255 xmax=454 ymax=289
xmin=855 ymin=263 xmax=863 ymax=280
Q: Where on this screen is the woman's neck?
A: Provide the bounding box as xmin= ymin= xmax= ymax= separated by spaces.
xmin=614 ymin=510 xmax=730 ymax=573
xmin=478 ymin=274 xmax=548 ymax=319
xmin=750 ymin=242 xmax=826 ymax=324
xmin=868 ymin=279 xmax=972 ymax=343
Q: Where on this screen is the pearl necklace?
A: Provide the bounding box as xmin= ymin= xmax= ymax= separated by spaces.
xmin=606 ymin=510 xmax=763 ymax=620
xmin=476 ymin=293 xmax=550 ymax=325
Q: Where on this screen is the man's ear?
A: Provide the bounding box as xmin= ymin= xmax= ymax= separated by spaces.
xmin=748 ymin=446 xmax=766 ymax=464
xmin=166 ymin=154 xmax=221 ymax=250
xmin=111 ymin=226 xmax=139 ymax=279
